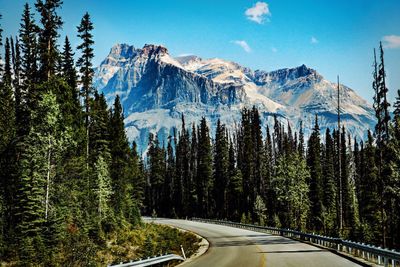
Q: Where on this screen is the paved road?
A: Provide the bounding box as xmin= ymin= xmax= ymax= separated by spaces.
xmin=149 ymin=219 xmax=362 ymax=267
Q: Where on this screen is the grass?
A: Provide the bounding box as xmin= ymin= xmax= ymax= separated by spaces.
xmin=97 ymin=222 xmax=201 ymax=266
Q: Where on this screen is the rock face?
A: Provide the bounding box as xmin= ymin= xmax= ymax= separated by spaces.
xmin=94 ymin=43 xmax=376 ymax=152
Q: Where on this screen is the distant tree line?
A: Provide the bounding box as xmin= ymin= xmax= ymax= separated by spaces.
xmin=0 ymin=1 xmax=145 ymax=265
xmin=144 ymin=43 xmax=400 ymax=249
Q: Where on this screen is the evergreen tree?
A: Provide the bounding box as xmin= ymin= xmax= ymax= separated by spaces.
xmin=89 ymin=92 xmax=110 ymax=161
xmin=173 ymin=118 xmax=184 ymax=217
xmin=163 ymin=136 xmax=175 ymax=217
xmin=93 ymin=155 xmax=113 ymax=223
xmin=306 ymin=115 xmax=323 ymax=231
xmin=322 ymin=128 xmax=337 ymax=234
xmin=11 ymin=37 xmax=22 ymax=90
xmin=251 ymin=107 xmax=264 ymax=200
xmin=273 ymin=154 xmax=310 ymax=230
xmin=77 ymin=12 xmax=95 ymax=163
xmin=19 ymin=3 xmax=38 ymax=135
xmin=226 ymin=140 xmax=242 ymax=220
xmin=298 ymin=121 xmax=305 ymax=157
xmin=213 ymin=119 xmax=229 ymax=218
xmin=61 ymin=36 xmax=77 ymax=92
xmin=15 ymin=91 xmax=65 ymax=262
xmin=263 ymin=126 xmax=274 ymax=224
xmin=197 ymin=117 xmax=213 ymax=217
xmin=4 ymin=38 xmax=12 ymax=87
xmin=109 ymin=95 xmax=130 ymax=218
xmin=240 ymin=108 xmax=254 ymax=216
xmin=35 ymin=0 xmax=63 ymax=80
xmin=146 ymin=134 xmax=165 ymax=215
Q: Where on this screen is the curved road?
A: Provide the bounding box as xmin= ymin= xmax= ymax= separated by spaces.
xmin=149 ymin=219 xmax=362 ymax=267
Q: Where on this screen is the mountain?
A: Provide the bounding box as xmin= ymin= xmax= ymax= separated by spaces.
xmin=94 ymin=43 xmax=376 ymax=153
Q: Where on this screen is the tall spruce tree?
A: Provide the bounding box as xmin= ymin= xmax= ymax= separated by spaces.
xmin=197 ymin=117 xmax=213 ymax=217
xmin=109 ymin=95 xmax=130 ymax=218
xmin=213 ymin=119 xmax=229 ymax=218
xmin=4 ymin=38 xmax=12 ymax=87
xmin=306 ymin=115 xmax=324 ymax=231
xmin=77 ymin=12 xmax=95 ymax=164
xmin=61 ymin=36 xmax=77 ymax=91
xmin=35 ymin=0 xmax=63 ymax=80
xmin=16 ymin=91 xmax=64 ymax=263
xmin=19 ymin=3 xmax=38 ymax=135
xmin=322 ymin=128 xmax=337 ymax=234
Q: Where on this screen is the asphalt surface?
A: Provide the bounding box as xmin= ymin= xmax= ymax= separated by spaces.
xmin=149 ymin=218 xmax=362 ymax=267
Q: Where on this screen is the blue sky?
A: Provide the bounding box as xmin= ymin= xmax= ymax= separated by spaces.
xmin=1 ymin=0 xmax=400 ymax=103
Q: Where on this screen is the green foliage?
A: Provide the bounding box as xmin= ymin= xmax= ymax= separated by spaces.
xmin=253 ymin=195 xmax=266 ymax=226
xmin=273 ymin=154 xmax=310 ymax=230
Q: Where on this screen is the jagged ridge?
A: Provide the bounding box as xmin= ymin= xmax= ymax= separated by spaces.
xmin=94 ymin=43 xmax=376 ymax=152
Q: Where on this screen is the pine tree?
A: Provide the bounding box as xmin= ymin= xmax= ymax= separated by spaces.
xmin=146 ymin=134 xmax=165 ymax=215
xmin=189 ymin=123 xmax=198 ymax=215
xmin=226 ymin=140 xmax=242 ymax=220
xmin=240 ymin=108 xmax=254 ymax=216
xmin=16 ymin=91 xmax=64 ymax=262
xmin=273 ymin=154 xmax=310 ymax=230
xmin=197 ymin=117 xmax=213 ymax=217
xmin=251 ymin=107 xmax=264 ymax=201
xmin=109 ymin=95 xmax=130 ymax=218
xmin=213 ymin=119 xmax=229 ymax=218
xmin=298 ymin=121 xmax=305 ymax=157
xmin=4 ymin=38 xmax=12 ymax=87
xmin=173 ymin=118 xmax=184 ymax=217
xmin=89 ymin=92 xmax=110 ymax=161
xmin=306 ymin=115 xmax=324 ymax=231
xmin=163 ymin=136 xmax=175 ymax=217
xmin=322 ymin=128 xmax=337 ymax=234
xmin=93 ymin=155 xmax=113 ymax=223
xmin=61 ymin=36 xmax=77 ymax=92
xmin=19 ymin=3 xmax=38 ymax=135
xmin=77 ymin=12 xmax=95 ymax=164
xmin=0 ymin=34 xmax=16 ymax=257
xmin=263 ymin=126 xmax=274 ymax=224
xmin=11 ymin=37 xmax=22 ymax=90
xmin=357 ymin=131 xmax=380 ymax=243
xmin=35 ymin=0 xmax=63 ymax=80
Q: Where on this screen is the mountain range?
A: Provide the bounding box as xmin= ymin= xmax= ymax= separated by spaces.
xmin=94 ymin=43 xmax=376 ymax=153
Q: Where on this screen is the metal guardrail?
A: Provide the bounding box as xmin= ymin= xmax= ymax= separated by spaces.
xmin=192 ymin=218 xmax=400 ymax=267
xmin=108 ymin=253 xmax=185 ymax=267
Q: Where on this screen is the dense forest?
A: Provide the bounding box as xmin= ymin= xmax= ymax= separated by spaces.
xmin=1 ymin=0 xmax=400 ymax=265
xmin=0 ymin=1 xmax=148 ymax=265
xmin=143 ymin=44 xmax=400 ymax=250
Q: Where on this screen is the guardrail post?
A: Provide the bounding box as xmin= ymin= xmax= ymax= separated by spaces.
xmin=180 ymin=245 xmax=187 ymax=260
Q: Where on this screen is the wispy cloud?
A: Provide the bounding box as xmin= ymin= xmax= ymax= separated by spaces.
xmin=311 ymin=36 xmax=319 ymax=44
xmin=271 ymin=47 xmax=277 ymax=53
xmin=232 ymin=40 xmax=252 ymax=53
xmin=177 ymin=53 xmax=194 ymax=57
xmin=382 ymin=35 xmax=400 ymax=49
xmin=245 ymin=2 xmax=271 ymax=24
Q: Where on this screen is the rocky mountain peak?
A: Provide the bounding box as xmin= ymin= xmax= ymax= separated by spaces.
xmin=94 ymin=43 xmax=376 ymax=151
xmin=109 ymin=43 xmax=136 ymax=59
xmin=142 ymin=44 xmax=169 ymax=56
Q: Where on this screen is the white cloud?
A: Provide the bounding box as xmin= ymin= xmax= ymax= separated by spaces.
xmin=382 ymin=35 xmax=400 ymax=49
xmin=271 ymin=47 xmax=277 ymax=53
xmin=177 ymin=53 xmax=194 ymax=57
xmin=245 ymin=2 xmax=271 ymax=24
xmin=311 ymin=36 xmax=319 ymax=44
xmin=232 ymin=40 xmax=252 ymax=53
